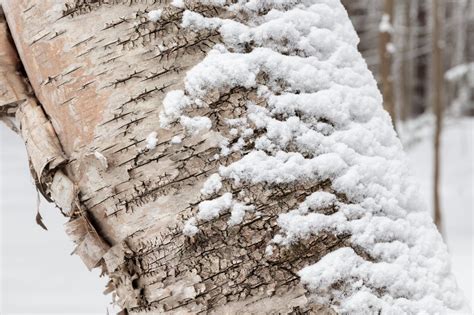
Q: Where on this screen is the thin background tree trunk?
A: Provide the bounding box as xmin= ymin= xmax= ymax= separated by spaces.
xmin=432 ymin=0 xmax=444 ymax=232
xmin=379 ymin=0 xmax=396 ymax=128
xmin=400 ymin=0 xmax=413 ymax=121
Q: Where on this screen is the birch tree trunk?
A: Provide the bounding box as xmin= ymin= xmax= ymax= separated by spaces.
xmin=0 ymin=1 xmax=464 ymax=314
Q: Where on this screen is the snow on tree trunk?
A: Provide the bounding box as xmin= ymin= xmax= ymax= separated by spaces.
xmin=0 ymin=0 xmax=466 ymax=314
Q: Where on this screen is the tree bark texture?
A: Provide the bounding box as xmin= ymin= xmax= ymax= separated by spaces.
xmin=0 ymin=1 xmax=463 ymax=314
xmin=1 ymin=1 xmax=339 ymax=313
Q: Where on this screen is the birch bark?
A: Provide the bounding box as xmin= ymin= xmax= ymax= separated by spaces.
xmin=0 ymin=1 xmax=463 ymax=314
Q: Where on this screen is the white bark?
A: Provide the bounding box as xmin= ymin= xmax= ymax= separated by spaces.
xmin=0 ymin=1 xmax=465 ymax=314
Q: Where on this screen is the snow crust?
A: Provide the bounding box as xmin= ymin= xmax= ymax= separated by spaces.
xmin=299 ymin=246 xmax=461 ymax=314
xmin=379 ymin=14 xmax=393 ymax=33
xmin=183 ymin=193 xmax=254 ymax=235
xmin=93 ymin=150 xmax=108 ymax=169
xmin=147 ymin=9 xmax=162 ymax=22
xmin=180 ymin=115 xmax=212 ymax=134
xmin=445 ymin=63 xmax=474 ymax=82
xmin=145 ymin=131 xmax=158 ymax=150
xmin=158 ymin=0 xmax=465 ymax=312
xmin=200 ymin=173 xmax=223 ymax=197
xmin=171 ymin=0 xmax=185 ymax=8
xmin=182 ymin=217 xmax=199 ymax=236
xmin=170 ymin=135 xmax=183 ymax=144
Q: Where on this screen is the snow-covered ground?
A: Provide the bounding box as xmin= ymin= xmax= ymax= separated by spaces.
xmin=405 ymin=117 xmax=473 ymax=308
xmin=0 ymin=117 xmax=472 ymax=313
xmin=0 ymin=126 xmax=112 ymax=314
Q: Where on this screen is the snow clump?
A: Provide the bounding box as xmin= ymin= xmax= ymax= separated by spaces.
xmin=159 ymin=0 xmax=466 ymax=312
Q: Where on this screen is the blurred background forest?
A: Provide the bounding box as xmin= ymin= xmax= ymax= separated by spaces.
xmin=1 ymin=0 xmax=473 ymax=313
xmin=344 ymin=0 xmax=472 ymax=121
xmin=343 ymin=0 xmax=473 ymax=305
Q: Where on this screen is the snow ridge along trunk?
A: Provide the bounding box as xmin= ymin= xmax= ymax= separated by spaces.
xmin=1 ymin=1 xmax=465 ymax=314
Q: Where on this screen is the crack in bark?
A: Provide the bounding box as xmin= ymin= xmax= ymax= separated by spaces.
xmin=0 ymin=2 xmax=361 ymax=313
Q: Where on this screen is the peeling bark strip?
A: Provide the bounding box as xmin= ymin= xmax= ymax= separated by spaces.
xmin=16 ymin=99 xmax=67 ymax=192
xmin=0 ymin=11 xmax=27 ymax=131
xmin=1 ymin=1 xmax=464 ymax=314
xmin=1 ymin=9 xmax=68 ymax=201
xmin=1 ymin=5 xmax=110 ymax=261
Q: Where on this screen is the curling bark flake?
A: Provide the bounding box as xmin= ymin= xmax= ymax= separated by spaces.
xmin=0 ymin=11 xmax=27 ymax=131
xmin=1 ymin=9 xmax=68 ymax=204
xmin=0 ymin=1 xmax=465 ymax=314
